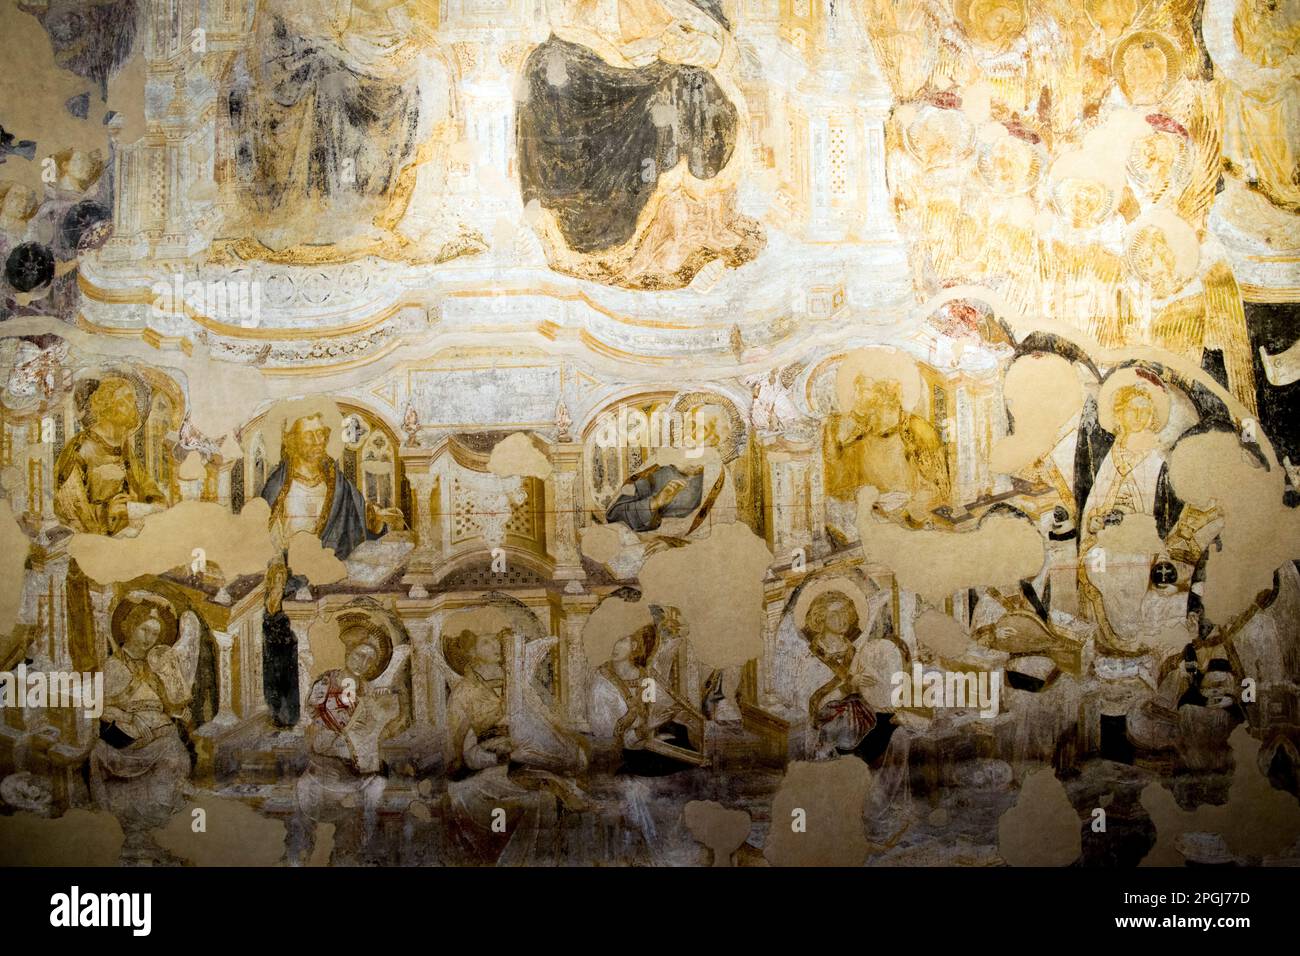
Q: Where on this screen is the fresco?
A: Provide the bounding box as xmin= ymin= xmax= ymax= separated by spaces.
xmin=0 ymin=0 xmax=1299 ymax=868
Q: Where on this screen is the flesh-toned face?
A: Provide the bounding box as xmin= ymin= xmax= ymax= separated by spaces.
xmin=911 ymin=113 xmax=967 ymax=167
xmin=92 ymin=381 xmax=141 ymax=433
xmin=823 ymin=600 xmax=853 ymax=637
xmin=346 ymin=642 xmax=378 ymax=678
xmin=474 ymin=632 xmax=503 ymax=666
xmin=1133 ymin=227 xmax=1179 ymax=293
xmin=0 ymin=186 xmax=36 ymax=222
xmin=65 ymin=151 xmax=95 ymax=184
xmin=983 ymin=7 xmax=1019 ymax=42
xmin=687 ymin=408 xmax=726 ymax=450
xmin=1115 ymin=391 xmax=1155 ymax=436
xmin=853 ymin=376 xmax=904 ymax=432
xmin=1123 ymin=44 xmax=1168 ymax=103
xmin=972 ymin=0 xmax=1025 ymax=46
xmin=989 ymin=141 xmax=1032 ymax=191
xmin=286 ymin=416 xmax=330 ymax=466
xmin=126 ymin=615 xmax=162 ymax=657
xmin=1060 ymin=178 xmax=1110 ymax=227
xmin=657 ymin=608 xmax=686 ymax=641
xmin=1132 ymin=133 xmax=1179 ymax=191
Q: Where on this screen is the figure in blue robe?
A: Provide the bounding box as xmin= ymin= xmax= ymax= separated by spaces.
xmin=259 ymin=457 xmax=375 ymax=561
xmin=606 ymin=464 xmax=704 ymax=533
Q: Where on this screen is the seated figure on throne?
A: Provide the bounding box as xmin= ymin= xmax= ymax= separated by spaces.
xmin=1076 ymin=370 xmax=1221 ymax=655
xmin=55 ymin=376 xmax=168 ymax=673
xmin=444 ymin=629 xmax=589 ymax=865
xmin=1208 ymin=0 xmax=1300 ymax=215
xmin=55 ymin=376 xmax=166 ymax=538
xmin=260 ymin=411 xmax=403 ymax=564
xmin=516 ymin=0 xmax=763 ymax=289
xmin=822 ymin=356 xmax=950 ymax=544
xmin=90 ymin=598 xmax=196 ymax=861
xmin=258 ymin=409 xmax=404 ymax=720
xmin=288 ymin=622 xmax=401 ymax=865
xmin=224 ymin=0 xmax=480 ymax=263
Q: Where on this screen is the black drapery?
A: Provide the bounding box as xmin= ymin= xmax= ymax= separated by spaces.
xmin=517 ymin=32 xmax=738 ymax=254
xmin=262 ymin=609 xmax=300 ymax=728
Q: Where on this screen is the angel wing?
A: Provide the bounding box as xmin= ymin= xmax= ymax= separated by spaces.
xmin=1133 ymin=0 xmax=1201 ymax=64
xmin=172 ymin=610 xmax=203 ymax=692
xmin=521 ymin=635 xmax=558 ymax=684
xmin=1200 ymin=259 xmax=1258 ymax=416
xmin=405 ymin=0 xmax=441 ymax=31
xmin=1175 ymin=85 xmax=1225 ymax=231
xmin=1260 ymin=338 xmax=1300 ymax=388
xmin=778 ymin=361 xmax=806 ymax=391
xmin=508 ymin=635 xmax=589 ymax=772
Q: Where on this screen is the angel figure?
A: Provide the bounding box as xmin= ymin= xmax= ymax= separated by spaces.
xmin=442 ymin=628 xmax=588 ymax=864
xmin=1204 ymin=0 xmax=1300 ymax=215
xmin=747 ymin=365 xmax=804 ymax=436
xmin=1075 ymin=370 xmax=1222 ymax=654
xmin=288 ymin=619 xmax=401 ymax=864
xmin=90 ymin=597 xmax=199 ymax=860
xmin=1125 ymin=212 xmax=1257 ymax=415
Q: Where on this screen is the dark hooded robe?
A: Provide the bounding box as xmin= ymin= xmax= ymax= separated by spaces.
xmin=233 ymin=7 xmax=420 ymax=215
xmin=516 ymin=0 xmax=739 ymax=255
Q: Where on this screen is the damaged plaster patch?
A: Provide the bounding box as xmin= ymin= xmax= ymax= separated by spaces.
xmin=1140 ymin=725 xmax=1300 ymax=865
xmin=990 ymin=353 xmax=1083 ymax=475
xmin=1168 ymin=431 xmax=1300 ymax=626
xmin=684 ymin=800 xmax=752 ymax=867
xmin=68 ymin=499 xmax=277 ymax=584
xmin=487 ymin=432 xmax=552 ymax=479
xmin=764 ymin=759 xmax=872 ymax=867
xmin=997 ymin=768 xmax=1081 ymax=866
xmin=856 ymin=489 xmax=1044 ymax=606
xmin=288 ymin=530 xmax=347 ymax=587
xmin=582 ymin=594 xmax=654 ymax=670
xmin=0 ymin=808 xmax=123 ymax=866
xmin=639 ymin=522 xmax=772 ymax=669
xmin=154 ymin=797 xmax=286 ymax=867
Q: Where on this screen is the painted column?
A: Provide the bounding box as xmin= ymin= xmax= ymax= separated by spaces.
xmin=211 ymin=630 xmax=238 ymax=727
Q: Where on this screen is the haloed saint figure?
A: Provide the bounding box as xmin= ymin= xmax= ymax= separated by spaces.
xmin=54 ymin=376 xmax=164 ymax=537
xmin=259 ymin=413 xmax=401 ymax=562
xmin=90 ymin=600 xmax=193 ymax=853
